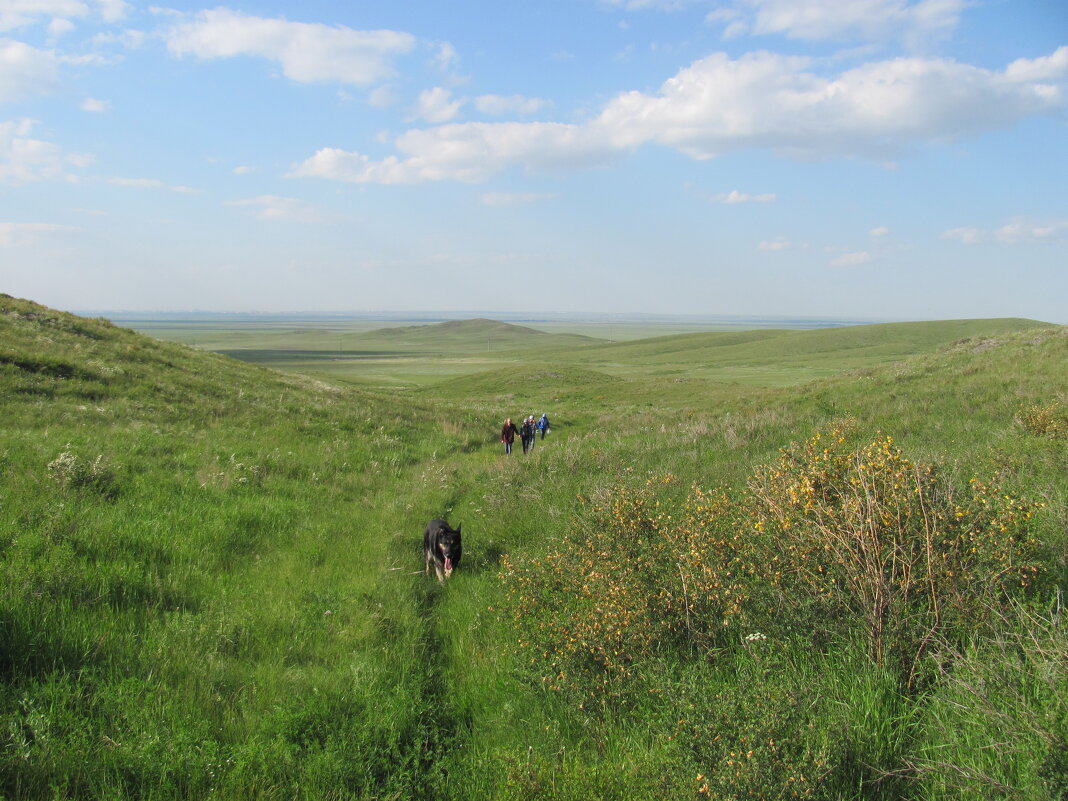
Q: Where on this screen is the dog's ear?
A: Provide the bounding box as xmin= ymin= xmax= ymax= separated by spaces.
xmin=456 ymin=523 xmax=461 ymax=535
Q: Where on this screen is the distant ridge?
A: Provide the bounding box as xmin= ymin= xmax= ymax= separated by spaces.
xmin=378 ymin=318 xmax=546 ymax=339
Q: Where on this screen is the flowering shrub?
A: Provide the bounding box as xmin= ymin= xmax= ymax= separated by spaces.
xmin=500 ymin=478 xmax=747 ymax=703
xmin=502 ymin=425 xmax=1044 ymax=699
xmin=747 ymin=426 xmax=1043 ymax=685
xmin=1017 ymin=400 xmax=1068 ymax=438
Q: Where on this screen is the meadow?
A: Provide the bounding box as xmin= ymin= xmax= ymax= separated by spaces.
xmin=2 ymin=294 xmax=1065 ymax=800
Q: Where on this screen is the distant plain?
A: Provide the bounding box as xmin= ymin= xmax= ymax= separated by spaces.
xmin=103 ymin=311 xmax=1005 ymax=389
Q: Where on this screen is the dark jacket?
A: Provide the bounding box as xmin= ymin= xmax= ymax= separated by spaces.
xmin=501 ymin=421 xmax=518 ymax=443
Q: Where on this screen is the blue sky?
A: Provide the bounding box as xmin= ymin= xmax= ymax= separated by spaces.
xmin=1 ymin=0 xmax=1066 ymax=321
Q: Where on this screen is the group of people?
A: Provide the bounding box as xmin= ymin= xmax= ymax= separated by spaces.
xmin=500 ymin=413 xmax=550 ymax=455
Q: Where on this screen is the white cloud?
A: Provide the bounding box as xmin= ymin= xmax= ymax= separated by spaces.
xmin=80 ymin=97 xmax=108 ymax=112
xmin=0 ymin=118 xmax=91 ymax=184
xmin=714 ymin=189 xmax=776 ymax=204
xmin=596 ymin=49 xmax=1068 ymax=161
xmin=95 ymin=0 xmax=130 ymax=23
xmin=0 ymin=1 xmax=128 ymax=31
xmin=368 ymin=84 xmax=398 ymax=108
xmin=0 ymin=221 xmax=77 ymax=246
xmin=414 ymin=87 xmax=463 ymax=123
xmin=47 ymin=18 xmax=76 ymax=38
xmin=164 ymin=8 xmax=416 ymax=86
xmin=290 ymin=47 xmax=1068 ymax=185
xmin=869 ymin=226 xmax=890 ymax=237
xmin=709 ymin=0 xmax=964 ymax=45
xmin=940 ymin=226 xmax=982 ymax=244
xmin=288 ymin=121 xmax=616 ymax=184
xmin=232 ymin=164 xmax=256 ymax=174
xmin=106 ymin=176 xmax=197 ymax=193
xmin=0 ymin=38 xmax=60 ymax=100
xmin=226 ymin=194 xmax=338 ymax=223
xmin=995 ymin=220 xmax=1068 ymax=244
xmin=481 ymin=191 xmax=555 ymax=207
xmin=943 ymin=219 xmax=1068 ymax=245
xmin=758 ymin=238 xmax=791 ymax=250
xmin=431 ymin=41 xmax=459 ymax=72
xmin=475 ymin=94 xmax=548 ymax=116
xmin=830 ymin=250 xmax=873 ymax=267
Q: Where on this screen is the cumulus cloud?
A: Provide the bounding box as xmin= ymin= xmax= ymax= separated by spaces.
xmin=714 ymin=189 xmax=776 ymax=203
xmin=0 ymin=118 xmax=92 ymax=184
xmin=289 ymin=47 xmax=1067 ymax=185
xmin=164 ymin=8 xmax=416 ymax=85
xmin=869 ymin=226 xmax=890 ymax=237
xmin=596 ymin=48 xmax=1068 ymax=161
xmin=480 ymin=191 xmax=556 ymax=207
xmin=226 ymin=194 xmax=338 ymax=223
xmin=0 ymin=38 xmax=60 ymax=101
xmin=414 ymin=87 xmax=463 ymax=123
xmin=710 ymin=0 xmax=965 ymax=45
xmin=942 ymin=219 xmax=1068 ymax=245
xmin=475 ymin=94 xmax=548 ymax=116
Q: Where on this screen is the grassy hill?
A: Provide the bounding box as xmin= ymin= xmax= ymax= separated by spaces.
xmin=2 ymin=294 xmax=1065 ymax=800
xmin=547 ymin=317 xmax=1055 ymax=383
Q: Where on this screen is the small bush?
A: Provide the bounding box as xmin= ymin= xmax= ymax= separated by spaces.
xmin=1017 ymin=400 xmax=1068 ymax=438
xmin=46 ymin=445 xmax=118 ymax=498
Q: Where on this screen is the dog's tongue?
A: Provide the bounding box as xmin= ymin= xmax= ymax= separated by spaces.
xmin=444 ymin=557 xmax=453 ymax=572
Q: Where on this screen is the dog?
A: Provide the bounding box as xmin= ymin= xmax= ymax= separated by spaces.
xmin=424 ymin=519 xmax=462 ymax=582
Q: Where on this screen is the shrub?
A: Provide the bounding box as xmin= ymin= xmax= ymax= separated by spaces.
xmin=500 ymin=477 xmax=747 ymax=705
xmin=1017 ymin=400 xmax=1068 ymax=439
xmin=503 ymin=425 xmax=1045 ymax=699
xmin=46 ymin=445 xmax=118 ymax=498
xmin=746 ymin=426 xmax=1043 ymax=687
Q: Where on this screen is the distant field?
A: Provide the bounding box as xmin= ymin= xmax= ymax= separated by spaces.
xmin=104 ymin=312 xmax=1053 ymax=390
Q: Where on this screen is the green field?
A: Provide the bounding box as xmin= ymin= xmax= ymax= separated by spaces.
xmin=2 ymin=294 xmax=1066 ymax=800
xmin=111 ymin=312 xmax=1048 ymax=390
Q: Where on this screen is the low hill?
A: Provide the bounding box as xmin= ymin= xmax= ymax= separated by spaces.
xmin=354 ymin=317 xmax=601 ymax=353
xmin=548 ymin=317 xmax=1054 ymax=381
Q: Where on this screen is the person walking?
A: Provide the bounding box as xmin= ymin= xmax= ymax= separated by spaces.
xmin=501 ymin=417 xmax=519 ymax=455
xmin=520 ymin=416 xmax=535 ymax=454
xmin=537 ymin=413 xmax=550 ymax=440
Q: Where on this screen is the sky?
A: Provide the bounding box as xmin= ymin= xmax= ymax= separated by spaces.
xmin=1 ymin=0 xmax=1066 ymax=321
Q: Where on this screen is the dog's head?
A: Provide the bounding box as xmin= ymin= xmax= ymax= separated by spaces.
xmin=437 ymin=523 xmax=461 ymax=577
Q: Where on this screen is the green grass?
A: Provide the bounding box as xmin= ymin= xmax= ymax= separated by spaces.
xmin=2 ymin=293 xmax=1065 ymax=799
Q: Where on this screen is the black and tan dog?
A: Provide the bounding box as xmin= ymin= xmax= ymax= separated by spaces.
xmin=424 ymin=519 xmax=462 ymax=582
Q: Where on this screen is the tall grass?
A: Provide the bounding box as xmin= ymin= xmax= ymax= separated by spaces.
xmin=2 ymin=295 xmax=1065 ymax=799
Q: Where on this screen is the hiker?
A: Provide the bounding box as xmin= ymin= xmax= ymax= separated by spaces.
xmin=537 ymin=413 xmax=550 ymax=440
xmin=500 ymin=417 xmax=519 ymax=455
xmin=520 ymin=416 xmax=536 ymax=454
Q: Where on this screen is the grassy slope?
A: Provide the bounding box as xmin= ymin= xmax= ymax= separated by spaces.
xmin=547 ymin=317 xmax=1054 ymax=379
xmin=0 ymin=295 xmax=491 ymax=798
xmin=2 ymin=294 xmax=1064 ymax=799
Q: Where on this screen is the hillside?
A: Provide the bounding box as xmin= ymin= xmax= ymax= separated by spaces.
xmin=2 ymin=296 xmax=1064 ymax=801
xmin=548 ymin=317 xmax=1054 ymax=379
